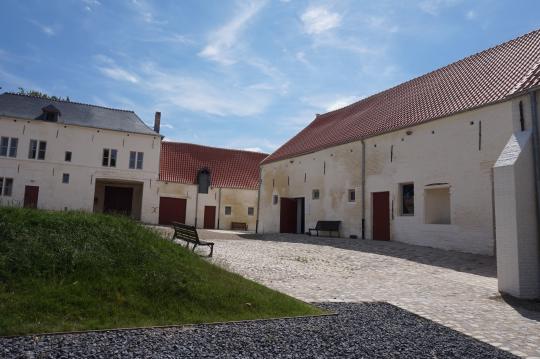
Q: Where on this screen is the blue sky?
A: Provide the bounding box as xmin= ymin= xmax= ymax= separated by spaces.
xmin=1 ymin=0 xmax=539 ymax=153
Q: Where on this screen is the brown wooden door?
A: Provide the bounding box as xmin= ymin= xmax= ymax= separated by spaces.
xmin=159 ymin=197 xmax=187 ymax=225
xmin=23 ymin=186 xmax=39 ymax=208
xmin=203 ymin=206 xmax=216 ymax=229
xmin=280 ymin=198 xmax=297 ymax=233
xmin=103 ymin=186 xmax=133 ymax=216
xmin=372 ymin=191 xmax=390 ymax=241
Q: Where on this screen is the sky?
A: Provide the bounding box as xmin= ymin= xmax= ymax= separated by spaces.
xmin=1 ymin=1 xmax=539 ymax=154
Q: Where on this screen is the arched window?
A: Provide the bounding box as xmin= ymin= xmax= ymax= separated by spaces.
xmin=197 ymin=169 xmax=210 ymax=194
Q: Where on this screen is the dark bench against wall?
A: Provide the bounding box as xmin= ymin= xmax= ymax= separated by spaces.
xmin=172 ymin=222 xmax=214 ymax=257
xmin=309 ymin=221 xmax=341 ymax=237
xmin=231 ymin=222 xmax=248 ymax=231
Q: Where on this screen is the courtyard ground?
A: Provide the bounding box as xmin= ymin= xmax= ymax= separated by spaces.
xmin=197 ymin=230 xmax=540 ymax=358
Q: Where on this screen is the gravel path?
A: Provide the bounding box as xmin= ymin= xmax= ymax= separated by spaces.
xmin=0 ymin=303 xmax=517 ymax=359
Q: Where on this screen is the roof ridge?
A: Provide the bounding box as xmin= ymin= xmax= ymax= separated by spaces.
xmin=3 ymin=92 xmax=135 ymax=113
xmin=163 ymin=141 xmax=269 ymax=156
xmin=318 ymin=28 xmax=540 ymax=119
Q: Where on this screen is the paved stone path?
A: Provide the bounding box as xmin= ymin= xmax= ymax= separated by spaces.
xmin=194 ymin=230 xmax=540 ymax=359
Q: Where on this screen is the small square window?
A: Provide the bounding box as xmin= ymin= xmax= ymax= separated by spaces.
xmin=400 ymin=183 xmax=414 ymax=216
xmin=65 ymin=151 xmax=72 ymax=162
xmin=224 ymin=206 xmax=232 ymax=215
xmin=348 ymin=189 xmax=356 ymax=202
xmin=312 ymin=189 xmax=320 ymax=200
xmin=62 ymin=173 xmax=70 ymax=184
xmin=273 ymin=195 xmax=278 ymax=205
xmin=248 ymin=207 xmax=255 ymax=216
xmin=102 ymin=148 xmax=118 ymax=167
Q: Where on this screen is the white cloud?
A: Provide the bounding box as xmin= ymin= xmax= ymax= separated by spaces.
xmin=301 ymin=6 xmax=341 ymax=35
xmin=28 ymin=20 xmax=57 ymax=36
xmin=302 ymin=94 xmax=361 ymax=112
xmin=99 ymin=66 xmax=139 ymax=83
xmin=366 ymin=16 xmax=399 ymax=33
xmin=243 ymin=147 xmax=264 ymax=152
xmin=130 ymin=0 xmax=168 ymax=25
xmin=465 ymin=10 xmax=477 ymax=20
xmin=199 ymin=0 xmax=267 ymax=65
xmin=418 ymin=0 xmax=463 ymax=15
xmin=82 ymin=0 xmax=100 ymax=12
xmin=325 ymin=96 xmax=359 ymax=111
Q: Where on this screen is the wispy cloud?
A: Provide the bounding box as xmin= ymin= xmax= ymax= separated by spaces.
xmin=28 ymin=19 xmax=57 ymax=36
xmin=95 ymin=55 xmax=139 ymax=83
xmin=130 ymin=0 xmax=168 ymax=25
xmin=465 ymin=10 xmax=477 ymax=20
xmin=301 ymin=6 xmax=342 ymax=35
xmin=82 ymin=0 xmax=100 ymax=12
xmin=302 ymin=94 xmax=361 ymax=112
xmin=199 ymin=0 xmax=267 ymax=65
xmin=418 ymin=0 xmax=463 ymax=15
xmin=139 ymin=33 xmax=193 ymax=44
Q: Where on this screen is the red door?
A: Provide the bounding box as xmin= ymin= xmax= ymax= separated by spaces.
xmin=159 ymin=197 xmax=187 ymax=225
xmin=280 ymin=198 xmax=297 ymax=233
xmin=203 ymin=206 xmax=216 ymax=229
xmin=372 ymin=192 xmax=390 ymax=241
xmin=23 ymin=186 xmax=39 ymax=208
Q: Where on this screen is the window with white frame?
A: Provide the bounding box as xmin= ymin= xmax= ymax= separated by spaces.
xmin=399 ymin=183 xmax=414 ymax=216
xmin=129 ymin=151 xmax=144 ymax=169
xmin=0 ymin=177 xmax=13 ymax=196
xmin=0 ymin=137 xmax=18 ymax=158
xmin=28 ymin=140 xmax=46 ymax=160
xmin=224 ymin=206 xmax=232 ymax=215
xmin=102 ymin=148 xmax=117 ymax=167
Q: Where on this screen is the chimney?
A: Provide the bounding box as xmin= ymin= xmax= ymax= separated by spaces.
xmin=154 ymin=111 xmax=161 ymax=133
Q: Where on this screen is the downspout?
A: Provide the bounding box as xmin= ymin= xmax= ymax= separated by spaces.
xmin=217 ymin=188 xmax=222 ymax=229
xmin=361 ymin=139 xmax=366 ymax=239
xmin=255 ymin=166 xmax=262 ymax=234
xmin=529 ymin=90 xmax=540 ymax=255
xmin=194 ymin=190 xmax=199 ymax=228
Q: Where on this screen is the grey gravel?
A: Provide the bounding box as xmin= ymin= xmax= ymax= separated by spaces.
xmin=0 ymin=303 xmax=517 ymax=359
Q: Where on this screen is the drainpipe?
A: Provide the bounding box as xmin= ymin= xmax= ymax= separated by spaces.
xmin=194 ymin=190 xmax=199 ymax=228
xmin=217 ymin=188 xmax=222 ymax=229
xmin=530 ymin=90 xmax=540 ymax=253
xmin=255 ymin=166 xmax=262 ymax=234
xmin=361 ymin=139 xmax=366 ymax=239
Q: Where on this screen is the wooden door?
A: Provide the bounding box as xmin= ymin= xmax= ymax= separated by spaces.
xmin=159 ymin=197 xmax=187 ymax=225
xmin=203 ymin=206 xmax=216 ymax=229
xmin=23 ymin=186 xmax=39 ymax=208
xmin=280 ymin=197 xmax=297 ymax=233
xmin=104 ymin=186 xmax=133 ymax=216
xmin=372 ymin=191 xmax=390 ymax=241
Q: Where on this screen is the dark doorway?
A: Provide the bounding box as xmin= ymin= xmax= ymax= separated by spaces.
xmin=280 ymin=197 xmax=297 ymax=233
xmin=203 ymin=206 xmax=216 ymax=229
xmin=159 ymin=197 xmax=187 ymax=225
xmin=372 ymin=191 xmax=390 ymax=241
xmin=103 ymin=186 xmax=133 ymax=216
xmin=23 ymin=186 xmax=39 ymax=208
xmin=296 ymin=197 xmax=305 ymax=234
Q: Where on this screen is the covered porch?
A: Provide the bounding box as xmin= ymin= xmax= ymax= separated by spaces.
xmin=93 ymin=178 xmax=143 ymax=220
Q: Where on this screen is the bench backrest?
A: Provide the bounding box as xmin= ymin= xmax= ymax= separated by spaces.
xmin=315 ymin=221 xmax=341 ymax=231
xmin=172 ymin=222 xmax=200 ymax=243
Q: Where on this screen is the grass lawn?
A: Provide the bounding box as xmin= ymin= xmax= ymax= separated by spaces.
xmin=0 ymin=208 xmax=321 ymax=336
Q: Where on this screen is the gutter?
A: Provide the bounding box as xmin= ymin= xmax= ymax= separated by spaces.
xmin=361 ymin=140 xmax=366 ymax=239
xmin=255 ymin=166 xmax=262 ymax=233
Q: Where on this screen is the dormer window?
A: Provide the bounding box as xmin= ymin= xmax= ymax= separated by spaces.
xmin=41 ymin=104 xmax=61 ymax=122
xmin=197 ymin=169 xmax=210 ymax=194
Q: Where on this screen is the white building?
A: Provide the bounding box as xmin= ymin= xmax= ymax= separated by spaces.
xmin=258 ymin=30 xmax=540 ymax=298
xmin=0 ymin=93 xmax=162 ymax=223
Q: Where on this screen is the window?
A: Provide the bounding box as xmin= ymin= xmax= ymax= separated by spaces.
xmin=0 ymin=177 xmax=13 ymax=196
xmin=62 ymin=173 xmax=70 ymax=184
xmin=425 ymin=187 xmax=451 ymax=224
xmin=273 ymin=195 xmax=278 ymax=205
xmin=102 ymin=148 xmax=117 ymax=167
xmin=224 ymin=206 xmax=232 ymax=215
xmin=197 ymin=169 xmax=210 ymax=194
xmin=312 ymin=189 xmax=320 ymax=200
xmin=28 ymin=140 xmax=38 ymax=159
xmin=0 ymin=137 xmax=17 ymax=158
xmin=28 ymin=140 xmax=46 ymax=160
xmin=65 ymin=151 xmax=72 ymax=162
xmin=129 ymin=151 xmax=144 ymax=169
xmin=348 ymin=189 xmax=356 ymax=202
xmin=9 ymin=138 xmax=18 ymax=158
xmin=400 ymin=183 xmax=414 ymax=216
xmin=248 ymin=207 xmax=255 ymax=216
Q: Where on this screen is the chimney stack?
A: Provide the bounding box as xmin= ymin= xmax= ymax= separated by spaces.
xmin=154 ymin=111 xmax=161 ymax=133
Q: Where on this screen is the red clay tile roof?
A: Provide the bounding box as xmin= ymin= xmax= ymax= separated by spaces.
xmin=160 ymin=142 xmax=268 ymax=190
xmin=263 ymin=29 xmax=540 ymax=164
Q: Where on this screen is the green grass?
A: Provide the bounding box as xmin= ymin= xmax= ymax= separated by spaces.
xmin=0 ymin=207 xmax=321 ymax=336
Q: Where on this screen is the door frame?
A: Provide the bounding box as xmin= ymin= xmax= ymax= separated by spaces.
xmin=23 ymin=185 xmax=39 ymax=209
xmin=203 ymin=205 xmax=216 ymax=229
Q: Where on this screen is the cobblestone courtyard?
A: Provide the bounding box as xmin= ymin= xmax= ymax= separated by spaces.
xmin=195 ymin=230 xmax=540 ymax=358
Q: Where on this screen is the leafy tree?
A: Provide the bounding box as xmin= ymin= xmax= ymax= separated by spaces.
xmin=17 ymin=88 xmax=70 ymax=102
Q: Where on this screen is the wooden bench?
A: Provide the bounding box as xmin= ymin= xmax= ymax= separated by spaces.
xmin=172 ymin=222 xmax=214 ymax=257
xmin=308 ymin=221 xmax=341 ymax=237
xmin=231 ymin=222 xmax=248 ymax=231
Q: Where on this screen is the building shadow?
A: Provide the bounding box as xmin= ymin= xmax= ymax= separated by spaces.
xmin=224 ymin=232 xmax=497 ymax=278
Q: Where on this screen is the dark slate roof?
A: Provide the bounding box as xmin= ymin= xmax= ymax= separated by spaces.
xmin=0 ymin=93 xmax=158 ymax=136
xmin=160 ymin=142 xmax=268 ymax=190
xmin=263 ymin=28 xmax=540 ymax=164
